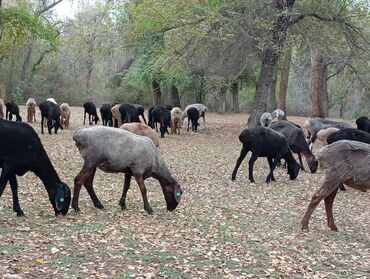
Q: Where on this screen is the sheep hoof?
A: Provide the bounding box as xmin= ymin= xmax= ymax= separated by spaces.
xmin=120 ymin=204 xmax=127 ymax=210
xmin=145 ymin=206 xmax=154 ymax=214
xmin=94 ymin=203 xmax=104 ymax=209
xmin=330 ymin=226 xmax=339 ymax=232
xmin=249 ymin=179 xmax=255 ymax=183
xmin=231 ymin=175 xmax=236 ymax=181
xmin=16 ymin=210 xmax=25 ymax=217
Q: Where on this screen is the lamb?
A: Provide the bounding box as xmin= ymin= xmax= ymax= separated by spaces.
xmin=150 ymin=106 xmax=171 ymax=138
xmin=0 ymin=119 xmax=71 ymax=216
xmin=327 ymin=128 xmax=370 ymax=145
xmin=270 ymin=120 xmax=318 ymax=173
xmin=187 ymin=107 xmax=200 ymax=132
xmin=119 ymin=103 xmax=140 ymax=124
xmin=26 ymin=98 xmax=37 ymax=123
xmin=0 ymin=98 xmax=4 ymax=119
xmin=100 ymin=104 xmax=113 ymax=126
xmin=170 ymin=107 xmax=182 ymax=135
xmin=39 ymin=100 xmax=63 ymax=134
xmin=111 ymin=104 xmax=121 ymax=127
xmin=120 ymin=123 xmax=160 ymax=147
xmin=60 ymin=103 xmax=71 ymax=129
xmin=355 ymin=116 xmax=370 ymax=133
xmin=260 ymin=109 xmax=285 ymax=127
xmin=83 ymin=101 xmax=99 ymax=125
xmin=301 ymin=140 xmax=370 ymax=231
xmin=133 ymin=104 xmax=147 ymax=124
xmin=180 ymin=103 xmax=207 ymax=129
xmin=72 ymin=126 xmax=182 ymax=214
xmin=47 ymin=98 xmax=57 ymax=104
xmin=303 ymin=117 xmax=352 ymax=146
xmin=316 ymin=127 xmax=340 ymax=144
xmin=5 ymin=101 xmax=22 ymax=122
xmin=231 ymin=126 xmax=301 ymax=183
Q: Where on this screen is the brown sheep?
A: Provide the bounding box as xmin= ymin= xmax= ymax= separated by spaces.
xmin=120 ymin=123 xmax=160 ymax=147
xmin=301 ymin=140 xmax=370 ymax=231
xmin=316 ymin=127 xmax=340 ymax=144
xmin=60 ymin=103 xmax=71 ymax=128
xmin=26 ymin=98 xmax=36 ymax=123
xmin=170 ymin=107 xmax=182 ymax=135
xmin=0 ymin=98 xmax=4 ymax=119
xmin=111 ymin=104 xmax=121 ymax=128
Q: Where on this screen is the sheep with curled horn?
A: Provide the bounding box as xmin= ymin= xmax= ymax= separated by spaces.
xmin=301 ymin=140 xmax=370 ymax=231
xmin=72 ymin=126 xmax=182 ymax=214
xmin=259 ymin=109 xmax=285 ymax=127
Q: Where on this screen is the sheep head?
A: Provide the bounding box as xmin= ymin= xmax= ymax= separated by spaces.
xmin=162 ymin=182 xmax=183 ymax=211
xmin=307 ymin=155 xmax=318 ymax=173
xmin=287 ymin=162 xmax=300 ymax=180
xmin=50 ymin=183 xmax=71 ymax=215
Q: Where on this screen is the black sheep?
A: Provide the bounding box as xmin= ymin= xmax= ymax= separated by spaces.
xmin=119 ymin=103 xmax=140 ymax=124
xmin=5 ymin=101 xmax=22 ymax=122
xmin=0 ymin=119 xmax=71 ymax=216
xmin=150 ymin=106 xmax=171 ymax=138
xmin=39 ymin=100 xmax=63 ymax=134
xmin=356 ymin=116 xmax=370 ymax=133
xmin=83 ymin=101 xmax=99 ymax=125
xmin=187 ymin=107 xmax=199 ymax=132
xmin=327 ymin=128 xmax=370 ymax=145
xmin=100 ymin=104 xmax=113 ymax=126
xmin=133 ymin=104 xmax=147 ymax=124
xmin=231 ymin=126 xmax=301 ymax=183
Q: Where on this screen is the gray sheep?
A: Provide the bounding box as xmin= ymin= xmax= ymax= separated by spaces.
xmin=301 ymin=140 xmax=370 ymax=231
xmin=72 ymin=126 xmax=182 ymax=214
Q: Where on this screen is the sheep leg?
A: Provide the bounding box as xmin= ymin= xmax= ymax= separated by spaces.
xmin=0 ymin=170 xmax=9 ymax=200
xmin=134 ymin=176 xmax=153 ymax=214
xmin=47 ymin=118 xmax=53 ymax=135
xmin=202 ymin=114 xmax=206 ymax=129
xmin=266 ymin=157 xmax=277 ymax=182
xmin=339 ymin=183 xmax=346 ymax=191
xmin=231 ymin=148 xmax=248 ymax=181
xmin=8 ymin=175 xmax=24 ymax=216
xmin=324 ymin=188 xmax=339 ymax=231
xmin=248 ymin=154 xmax=258 ymax=183
xmin=119 ymin=174 xmax=132 ymax=210
xmin=83 ymin=168 xmax=104 ymax=209
xmin=83 ymin=112 xmax=86 ymax=125
xmin=298 ymin=153 xmax=305 ymax=171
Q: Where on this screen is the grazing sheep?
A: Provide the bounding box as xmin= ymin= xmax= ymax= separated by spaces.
xmin=327 ymin=128 xmax=370 ymax=145
xmin=100 ymin=104 xmax=113 ymax=126
xmin=301 ymin=140 xmax=370 ymax=231
xmin=5 ymin=101 xmax=22 ymax=122
xmin=303 ymin=117 xmax=352 ymax=146
xmin=270 ymin=120 xmax=318 ymax=173
xmin=26 ymin=98 xmax=37 ymax=123
xmin=132 ymin=104 xmax=147 ymax=124
xmin=187 ymin=107 xmax=200 ymax=132
xmin=60 ymin=103 xmax=71 ymax=129
xmin=0 ymin=98 xmax=4 ymax=119
xmin=120 ymin=123 xmax=160 ymax=147
xmin=260 ymin=109 xmax=285 ymax=127
xmin=316 ymin=127 xmax=340 ymax=144
xmin=39 ymin=100 xmax=63 ymax=134
xmin=231 ymin=126 xmax=301 ymax=183
xmin=170 ymin=107 xmax=182 ymax=135
xmin=0 ymin=119 xmax=71 ymax=216
xmin=356 ymin=116 xmax=370 ymax=133
xmin=72 ymin=126 xmax=182 ymax=214
xmin=46 ymin=98 xmax=57 ymax=105
xmin=119 ymin=103 xmax=140 ymax=124
xmin=111 ymin=104 xmax=121 ymax=128
xmin=83 ymin=101 xmax=99 ymax=125
xmin=150 ymin=106 xmax=171 ymax=138
xmin=180 ymin=103 xmax=207 ymax=129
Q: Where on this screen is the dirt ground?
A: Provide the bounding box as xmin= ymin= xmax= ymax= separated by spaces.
xmin=0 ymin=106 xmax=369 ymax=278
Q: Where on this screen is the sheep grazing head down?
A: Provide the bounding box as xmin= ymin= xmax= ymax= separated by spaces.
xmin=162 ymin=182 xmax=182 ymax=211
xmin=51 ymin=183 xmax=71 ymax=215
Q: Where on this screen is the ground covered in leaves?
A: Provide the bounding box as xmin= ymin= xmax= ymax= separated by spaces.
xmin=0 ymin=106 xmax=369 ymax=278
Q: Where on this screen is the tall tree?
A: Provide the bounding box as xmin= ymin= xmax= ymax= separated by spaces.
xmin=278 ymin=44 xmax=291 ymax=119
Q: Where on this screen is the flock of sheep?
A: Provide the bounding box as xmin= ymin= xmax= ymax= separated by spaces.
xmin=0 ymin=99 xmax=369 ymax=232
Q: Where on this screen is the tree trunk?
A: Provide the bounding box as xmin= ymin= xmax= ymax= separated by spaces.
xmin=85 ymin=34 xmax=95 ymax=97
xmin=267 ymin=67 xmax=278 ymax=112
xmin=196 ymin=74 xmax=205 ymax=103
xmin=152 ymin=80 xmax=162 ymax=106
xmin=310 ymin=48 xmax=325 ymax=118
xmin=278 ymin=44 xmax=291 ymax=120
xmin=322 ymin=64 xmax=329 ymax=117
xmin=216 ymin=85 xmax=227 ymax=114
xmin=247 ymin=0 xmax=295 ymax=127
xmin=20 ymin=38 xmax=34 ymax=83
xmin=232 ymin=81 xmax=240 ymax=113
xmin=170 ymin=85 xmax=181 ymax=107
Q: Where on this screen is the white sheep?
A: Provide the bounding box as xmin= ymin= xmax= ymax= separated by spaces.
xmin=301 ymin=140 xmax=370 ymax=231
xmin=180 ymin=103 xmax=207 ymax=129
xmin=111 ymin=104 xmax=121 ymax=127
xmin=46 ymin=98 xmax=57 ymax=105
xmin=72 ymin=126 xmax=182 ymax=214
xmin=260 ymin=109 xmax=285 ymax=127
xmin=170 ymin=107 xmax=182 ymax=135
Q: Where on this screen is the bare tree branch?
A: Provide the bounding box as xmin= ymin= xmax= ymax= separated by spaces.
xmin=37 ymin=0 xmax=64 ymax=15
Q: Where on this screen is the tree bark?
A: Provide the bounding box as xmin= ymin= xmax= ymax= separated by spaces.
xmin=278 ymin=44 xmax=291 ymax=120
xmin=247 ymin=0 xmax=295 ymax=127
xmin=267 ymin=67 xmax=278 ymax=112
xmin=152 ymin=80 xmax=162 ymax=106
xmin=232 ymin=81 xmax=240 ymax=113
xmin=196 ymin=74 xmax=205 ymax=103
xmin=310 ymin=48 xmax=325 ymax=118
xmin=85 ymin=34 xmax=94 ymax=97
xmin=216 ymin=85 xmax=227 ymax=114
xmin=322 ymin=64 xmax=329 ymax=117
xmin=20 ymin=38 xmax=35 ymax=83
xmin=170 ymin=85 xmax=181 ymax=107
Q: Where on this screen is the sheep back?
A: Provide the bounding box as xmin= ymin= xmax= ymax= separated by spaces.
xmin=120 ymin=123 xmax=160 ymax=147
